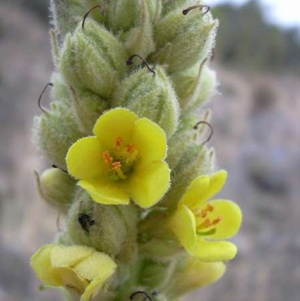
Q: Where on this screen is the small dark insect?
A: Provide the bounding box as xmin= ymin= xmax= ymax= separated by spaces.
xmin=78 ymin=213 xmax=95 ymax=233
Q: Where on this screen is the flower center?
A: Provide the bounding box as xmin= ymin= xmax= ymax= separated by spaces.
xmin=102 ymin=136 xmax=138 ymax=181
xmin=195 ymin=204 xmax=222 ymax=236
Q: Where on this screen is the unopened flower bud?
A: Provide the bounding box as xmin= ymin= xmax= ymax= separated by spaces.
xmin=152 ymin=7 xmax=218 ymax=72
xmin=67 ymin=191 xmax=138 ymax=260
xmin=164 ymin=145 xmax=215 ymax=210
xmin=171 ymin=63 xmax=218 ymax=109
xmin=50 ymin=74 xmax=108 ymax=134
xmin=107 ymin=0 xmax=141 ymax=32
xmin=166 ymin=257 xmax=225 ymax=298
xmin=108 ymin=0 xmax=156 ymax=57
xmin=139 ymin=258 xmax=173 ymax=290
xmin=163 ymin=113 xmax=215 ymax=209
xmin=146 ymin=0 xmax=162 ymax=22
xmin=60 ymin=19 xmax=127 ymax=98
xmin=70 ymin=88 xmax=109 ymax=134
xmin=36 ymin=168 xmax=76 ymax=212
xmin=124 ymin=5 xmax=155 ymax=58
xmin=112 ymin=66 xmax=180 ymax=137
xmin=33 ymin=101 xmax=84 ymax=169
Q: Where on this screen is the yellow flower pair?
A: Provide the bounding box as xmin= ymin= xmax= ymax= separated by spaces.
xmin=169 ymin=170 xmax=242 ymax=262
xmin=66 ymin=108 xmax=242 ymax=262
xmin=31 ymin=108 xmax=243 ymax=300
xmin=66 ymin=108 xmax=171 ymax=208
xmin=30 ymin=244 xmax=116 ymax=301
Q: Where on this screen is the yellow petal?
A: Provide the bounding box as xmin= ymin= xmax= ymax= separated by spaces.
xmin=93 ymin=108 xmax=138 ymax=148
xmin=79 ymin=178 xmax=130 ymax=205
xmin=51 ymin=245 xmax=94 ymax=268
xmin=179 ymin=175 xmax=210 ymax=208
xmin=180 ymin=170 xmax=228 ymax=210
xmin=30 ymin=244 xmax=61 ymax=286
xmin=201 ymin=170 xmax=228 ymax=202
xmin=54 ymin=267 xmax=88 ymax=294
xmin=129 ymin=161 xmax=170 ymax=208
xmin=169 ymin=205 xmax=197 ymax=252
xmin=207 ymin=199 xmax=242 ymax=240
xmin=191 ymin=238 xmax=238 ymax=262
xmin=66 ymin=137 xmax=103 ymax=180
xmin=75 ymin=253 xmax=117 ymax=301
xmin=132 ymin=117 xmax=167 ymax=164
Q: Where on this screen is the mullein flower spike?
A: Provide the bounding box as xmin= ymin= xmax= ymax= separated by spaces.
xmin=31 ymin=1 xmax=243 ymax=300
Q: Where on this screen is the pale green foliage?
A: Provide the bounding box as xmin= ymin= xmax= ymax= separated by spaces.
xmin=33 ymin=101 xmax=84 ymax=169
xmin=107 ymin=0 xmax=141 ymax=32
xmin=51 ymin=73 xmax=109 ymax=133
xmin=60 ymin=20 xmax=127 ymax=98
xmin=152 ymin=7 xmax=218 ymax=72
xmin=112 ymin=66 xmax=180 ymax=137
xmin=171 ymin=64 xmax=218 ymax=109
xmin=32 ymin=0 xmax=223 ymax=299
xmin=121 ymin=0 xmax=156 ymax=58
xmin=164 ymin=145 xmax=215 ymax=208
xmin=66 ymin=191 xmax=138 ymax=259
xmin=162 ymin=0 xmax=196 ymax=15
xmin=37 ymin=168 xmax=76 ymax=212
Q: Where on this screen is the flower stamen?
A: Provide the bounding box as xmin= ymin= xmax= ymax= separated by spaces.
xmin=102 ymin=137 xmax=139 ymax=180
xmin=196 ymin=203 xmax=222 ymax=234
xmin=103 ymin=151 xmax=113 ymax=165
xmin=126 ymin=144 xmax=135 ymax=153
xmin=115 ymin=136 xmax=123 ymax=148
xmin=212 ymin=217 xmax=222 ymax=225
xmin=197 ymin=204 xmax=214 ymax=218
xmin=112 ymin=161 xmax=126 ymax=179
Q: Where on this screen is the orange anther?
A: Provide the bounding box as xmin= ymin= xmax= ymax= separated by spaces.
xmin=198 ymin=218 xmax=211 ymax=229
xmin=115 ymin=136 xmax=123 ymax=147
xmin=112 ymin=161 xmax=122 ymax=170
xmin=103 ymin=151 xmax=113 ymax=165
xmin=212 ymin=217 xmax=222 ymax=225
xmin=126 ymin=144 xmax=135 ymax=153
xmin=200 ymin=210 xmax=207 ymax=218
xmin=206 ymin=204 xmax=214 ymax=212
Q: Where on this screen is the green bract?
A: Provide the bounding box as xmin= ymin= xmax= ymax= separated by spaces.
xmin=36 ymin=168 xmax=76 ymax=212
xmin=112 ymin=66 xmax=180 ymax=137
xmin=151 ymin=6 xmax=218 ymax=72
xmin=33 ymin=100 xmax=84 ymax=169
xmin=60 ymin=20 xmax=127 ymax=98
xmin=66 ymin=191 xmax=138 ymax=259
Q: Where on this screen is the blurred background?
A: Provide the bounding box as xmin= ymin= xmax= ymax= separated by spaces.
xmin=0 ymin=0 xmax=299 ymax=300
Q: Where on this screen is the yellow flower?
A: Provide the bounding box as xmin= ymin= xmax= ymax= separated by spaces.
xmin=169 ymin=170 xmax=242 ymax=261
xmin=66 ymin=108 xmax=170 ymax=208
xmin=30 ymin=244 xmax=116 ymax=301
